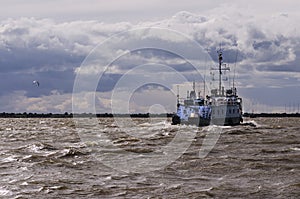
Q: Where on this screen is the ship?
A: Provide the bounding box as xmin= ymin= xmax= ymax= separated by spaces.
xmin=172 ymin=49 xmax=243 ymax=126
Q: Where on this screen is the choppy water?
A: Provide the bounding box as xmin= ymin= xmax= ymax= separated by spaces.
xmin=0 ymin=117 xmax=299 ymax=198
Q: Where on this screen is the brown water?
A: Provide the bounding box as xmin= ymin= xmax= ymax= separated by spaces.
xmin=0 ymin=117 xmax=299 ymax=198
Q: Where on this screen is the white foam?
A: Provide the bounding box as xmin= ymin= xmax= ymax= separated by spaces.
xmin=0 ymin=187 xmax=12 ymax=196
xmin=291 ymin=147 xmax=300 ymax=151
xmin=2 ymin=156 xmax=17 ymax=163
xmin=243 ymin=120 xmax=260 ymax=127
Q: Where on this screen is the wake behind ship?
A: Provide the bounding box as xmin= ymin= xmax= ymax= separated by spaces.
xmin=172 ymin=49 xmax=243 ymax=126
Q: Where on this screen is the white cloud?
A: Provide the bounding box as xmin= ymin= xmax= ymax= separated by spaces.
xmin=0 ymin=91 xmax=70 ymax=113
xmin=0 ymin=90 xmax=110 ymax=114
xmin=1 ymin=4 xmax=300 ymax=112
xmin=1 ymin=9 xmax=299 ymax=73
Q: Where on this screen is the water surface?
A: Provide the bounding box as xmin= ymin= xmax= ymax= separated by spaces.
xmin=0 ymin=117 xmax=299 ymax=198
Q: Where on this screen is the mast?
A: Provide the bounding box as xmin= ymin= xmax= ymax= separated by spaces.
xmin=217 ymin=49 xmax=223 ymax=95
xmin=204 ymin=47 xmax=209 ymax=98
xmin=214 ymin=48 xmax=230 ymax=96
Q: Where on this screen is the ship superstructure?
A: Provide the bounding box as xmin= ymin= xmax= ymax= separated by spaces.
xmin=172 ymin=49 xmax=243 ymax=126
xmin=172 ymin=82 xmax=211 ymax=126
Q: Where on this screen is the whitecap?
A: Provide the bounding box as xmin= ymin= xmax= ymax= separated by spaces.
xmin=2 ymin=156 xmax=17 ymax=163
xmin=290 ymin=147 xmax=300 ymax=151
xmin=20 ymin=182 xmax=28 ymax=186
xmin=243 ymin=120 xmax=260 ymax=127
xmin=0 ymin=187 xmax=12 ymax=196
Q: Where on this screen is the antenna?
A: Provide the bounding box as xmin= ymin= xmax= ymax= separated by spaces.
xmin=193 ymin=81 xmax=195 ymax=92
xmin=177 ymin=85 xmax=180 ymax=103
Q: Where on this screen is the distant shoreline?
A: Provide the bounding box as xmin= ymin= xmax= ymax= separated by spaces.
xmin=0 ymin=112 xmax=300 ymax=118
xmin=0 ymin=112 xmax=172 ymax=118
xmin=242 ymin=112 xmax=300 ymax=118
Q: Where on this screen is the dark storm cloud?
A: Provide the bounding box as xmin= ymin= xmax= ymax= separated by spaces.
xmin=1 ymin=6 xmax=300 ymax=112
xmin=109 ymin=48 xmax=200 ymax=73
xmin=0 ymin=47 xmax=84 ymax=73
xmin=2 ymin=12 xmax=298 ymax=79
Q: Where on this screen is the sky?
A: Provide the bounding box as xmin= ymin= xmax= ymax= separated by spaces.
xmin=0 ymin=0 xmax=300 ymax=113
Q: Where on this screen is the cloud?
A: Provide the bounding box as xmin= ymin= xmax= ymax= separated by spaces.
xmin=0 ymin=90 xmax=111 ymax=114
xmin=1 ymin=10 xmax=298 ymax=74
xmin=0 ymin=90 xmax=70 ymax=113
xmin=1 ymin=5 xmax=300 ymax=112
xmin=0 ymin=0 xmax=228 ymax=23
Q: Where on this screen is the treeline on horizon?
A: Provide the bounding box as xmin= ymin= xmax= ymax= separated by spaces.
xmin=243 ymin=112 xmax=300 ymax=118
xmin=0 ymin=112 xmax=173 ymax=118
xmin=0 ymin=112 xmax=300 ymax=118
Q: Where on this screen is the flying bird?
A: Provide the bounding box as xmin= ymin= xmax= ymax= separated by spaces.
xmin=33 ymin=80 xmax=40 ymax=87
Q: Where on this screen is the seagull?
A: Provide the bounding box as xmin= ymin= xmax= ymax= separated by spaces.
xmin=33 ymin=80 xmax=40 ymax=87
